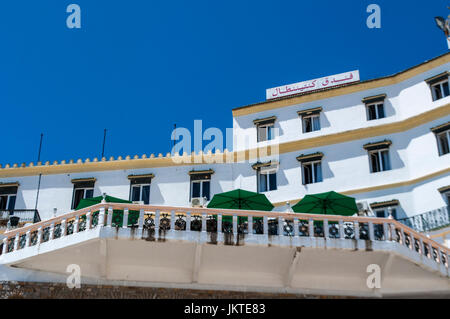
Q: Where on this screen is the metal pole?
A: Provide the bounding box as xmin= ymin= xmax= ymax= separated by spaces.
xmin=101 ymin=129 xmax=107 ymax=159
xmin=34 ymin=133 xmax=43 ymax=211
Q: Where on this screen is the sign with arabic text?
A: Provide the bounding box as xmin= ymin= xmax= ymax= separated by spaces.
xmin=266 ymin=70 xmax=360 ymax=100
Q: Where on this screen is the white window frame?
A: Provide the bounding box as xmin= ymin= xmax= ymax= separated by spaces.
xmin=71 ymin=187 xmax=94 ymax=209
xmin=257 ymin=166 xmax=277 ymax=193
xmin=302 ymin=114 xmax=320 ymax=133
xmin=430 ymin=79 xmax=450 ymax=101
xmin=374 ymin=206 xmax=398 ymax=219
xmin=0 ymin=193 xmax=16 ymax=210
xmin=302 ymin=160 xmax=322 ymax=185
xmin=190 ymin=179 xmax=210 ymax=200
xmin=130 ymin=183 xmax=151 ymax=204
xmin=366 ymin=102 xmax=385 ymax=121
xmin=368 ymin=148 xmax=391 ymax=173
xmin=257 ymin=123 xmax=275 ymax=142
xmin=436 ymin=129 xmax=450 ymax=156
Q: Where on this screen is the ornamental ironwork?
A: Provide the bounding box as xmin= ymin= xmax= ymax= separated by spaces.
xmin=159 ymin=214 xmax=170 ymax=231
xmin=190 ymin=215 xmax=202 ymax=231
xmin=54 ymin=224 xmax=62 ymax=239
xmin=174 ymin=215 xmax=186 ymax=230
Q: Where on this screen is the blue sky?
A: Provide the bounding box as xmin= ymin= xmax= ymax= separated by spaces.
xmin=0 ymin=0 xmax=449 ymax=165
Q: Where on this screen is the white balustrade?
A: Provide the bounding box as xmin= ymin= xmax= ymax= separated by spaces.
xmin=122 ymin=209 xmax=128 ymax=229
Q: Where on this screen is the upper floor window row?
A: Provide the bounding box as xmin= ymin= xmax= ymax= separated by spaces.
xmin=254 ymin=116 xmax=276 ymax=142
xmin=252 ymin=161 xmax=278 ymax=193
xmin=363 ymin=140 xmax=392 ymax=173
xmin=298 ymin=107 xmax=322 ymax=133
xmin=128 ymin=174 xmax=154 ymax=205
xmin=362 ymin=94 xmax=386 ymax=121
xmin=426 ymin=72 xmax=450 ymax=101
xmin=0 ymin=183 xmax=18 ymax=211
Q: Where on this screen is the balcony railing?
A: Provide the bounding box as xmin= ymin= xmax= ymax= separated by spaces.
xmin=0 ymin=209 xmax=41 ymax=229
xmin=397 ymin=206 xmax=450 ymax=233
xmin=0 ymin=203 xmax=448 ymax=272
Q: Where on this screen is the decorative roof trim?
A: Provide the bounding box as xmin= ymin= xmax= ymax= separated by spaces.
xmin=425 ymin=71 xmax=449 ymax=85
xmin=297 ymin=107 xmax=323 ymax=117
xmin=71 ymin=178 xmax=97 ymax=184
xmin=0 ymin=182 xmax=20 ymax=187
xmin=296 ymin=152 xmax=324 ymax=163
xmin=251 ymin=161 xmax=279 ymax=170
xmin=362 ymin=94 xmax=387 ymax=104
xmin=363 ymin=140 xmax=392 ymax=151
xmin=438 ymin=185 xmax=450 ymax=193
xmin=430 ymin=122 xmax=450 ymax=134
xmin=253 ymin=116 xmax=277 ymax=125
xmin=370 ymin=199 xmax=399 ymax=209
xmin=188 ymin=169 xmax=215 ymax=176
xmin=127 ymin=174 xmax=155 ymax=180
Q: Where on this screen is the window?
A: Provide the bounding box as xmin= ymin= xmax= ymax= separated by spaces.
xmin=371 ymin=200 xmax=399 ymax=220
xmin=253 ymin=116 xmax=276 ymax=142
xmin=438 ymin=186 xmax=450 ymax=208
xmin=257 ymin=169 xmax=277 ymax=193
xmin=302 ymin=161 xmax=323 ymax=185
xmin=366 ymin=103 xmax=385 ymax=120
xmin=189 ymin=170 xmax=213 ymax=200
xmin=426 ymin=72 xmax=450 ymax=101
xmin=298 ymin=107 xmax=322 ymax=133
xmin=302 ymin=115 xmax=321 ymax=133
xmin=0 ymin=185 xmax=18 ymax=211
xmin=128 ymin=174 xmax=154 ymax=204
xmin=296 ymin=152 xmax=324 ymax=185
xmin=71 ymin=179 xmax=95 ymax=209
xmin=374 ymin=207 xmax=397 ymax=219
xmin=363 ymin=141 xmax=392 ymax=173
xmin=436 ymin=130 xmax=450 ymax=156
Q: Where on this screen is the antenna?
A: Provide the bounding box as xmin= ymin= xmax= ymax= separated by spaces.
xmin=34 ymin=133 xmax=44 ymax=211
xmin=101 ymin=129 xmax=107 ymax=159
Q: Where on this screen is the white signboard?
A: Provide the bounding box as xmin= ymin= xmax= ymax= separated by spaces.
xmin=266 ymin=70 xmax=360 ymax=100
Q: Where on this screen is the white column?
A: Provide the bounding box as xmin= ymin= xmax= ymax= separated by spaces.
xmin=308 ymin=218 xmax=314 ymax=238
xmin=74 ymin=216 xmax=79 ymax=233
xmin=278 ymin=216 xmax=284 ymax=236
xmin=390 ymin=223 xmax=397 ymax=242
xmin=13 ymin=233 xmax=19 ymax=251
xmin=49 ymin=223 xmax=55 ymax=241
xmin=232 ymin=215 xmax=238 ymax=234
xmin=61 ymin=219 xmax=67 ymax=237
xmin=2 ymin=238 xmax=7 ymax=254
xmin=368 ymin=222 xmax=375 ymax=241
xmin=293 ymin=218 xmax=299 ymax=237
xmin=323 ymin=219 xmax=329 ymax=239
xmin=122 ymin=209 xmax=128 ymax=229
xmin=107 ymin=207 xmax=113 ymax=226
xmin=25 ymin=230 xmax=31 ymax=247
xmin=98 ymin=207 xmax=105 ymax=227
xmin=217 ymin=214 xmax=222 ymax=234
xmin=186 ymin=212 xmax=191 ymax=232
xmin=339 ymin=220 xmax=345 ymax=239
xmin=138 ymin=209 xmax=145 ymax=230
xmin=201 ymin=213 xmax=207 ymax=233
xmin=37 ymin=227 xmax=43 ymax=245
xmin=383 ymin=222 xmax=389 ymax=241
xmin=400 ymin=228 xmax=405 ymax=245
xmin=154 ymin=210 xmax=160 ymax=240
xmin=248 ymin=215 xmax=253 ymax=235
xmin=86 ymin=212 xmax=92 ymax=230
xmin=263 ymin=216 xmax=268 ymax=236
xmin=354 ymin=221 xmax=360 ymax=240
xmin=170 ymin=210 xmax=176 ymax=231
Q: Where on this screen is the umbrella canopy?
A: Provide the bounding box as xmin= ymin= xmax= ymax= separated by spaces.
xmin=76 ymin=195 xmax=131 ymax=210
xmin=207 ymin=189 xmax=274 ymax=222
xmin=291 ymin=191 xmax=357 ymax=216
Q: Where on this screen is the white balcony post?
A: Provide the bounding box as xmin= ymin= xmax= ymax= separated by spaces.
xmin=25 ymin=230 xmax=31 ymax=247
xmin=324 ymin=219 xmax=329 ymax=239
xmin=293 ymin=218 xmax=299 ymax=237
xmin=74 ymin=216 xmax=79 ymax=233
xmin=248 ymin=215 xmax=253 ymax=235
xmin=427 ymin=242 xmax=433 ymax=260
xmin=368 ymin=222 xmax=375 ymax=241
xmin=201 ymin=213 xmax=207 ymax=233
xmin=339 ymin=220 xmax=344 ymax=239
xmin=308 ymin=219 xmax=314 ymax=238
xmin=170 ymin=210 xmax=175 ymax=231
xmin=383 ymin=222 xmax=389 ymax=241
xmin=49 ymin=223 xmax=55 ymax=241
xmin=122 ymin=209 xmax=128 ymax=229
xmin=232 ymin=215 xmax=238 ymax=234
xmin=400 ymin=228 xmax=405 ymax=245
xmin=186 ymin=212 xmax=191 ymax=232
xmin=409 ymin=232 xmax=415 ymax=250
xmin=37 ymin=227 xmax=43 ymax=245
xmin=13 ymin=233 xmax=19 ymax=251
xmin=154 ymin=210 xmax=160 ymax=239
xmin=107 ymin=207 xmax=113 ymax=226
xmin=263 ymin=216 xmax=268 ymax=236
xmin=86 ymin=212 xmax=91 ymax=230
xmin=390 ymin=223 xmax=397 ymax=242
xmin=2 ymin=238 xmax=7 ymax=254
xmin=98 ymin=207 xmax=105 ymax=227
xmin=354 ymin=221 xmax=360 ymax=240
xmin=138 ymin=209 xmax=145 ymax=230
xmin=419 ymin=238 xmax=425 ymax=255
xmin=217 ymin=214 xmax=222 ymax=234
xmin=278 ymin=216 xmax=284 ymax=236
xmin=61 ymin=219 xmax=66 ymax=237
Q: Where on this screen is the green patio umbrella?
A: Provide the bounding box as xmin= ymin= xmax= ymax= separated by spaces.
xmin=291 ymin=191 xmax=357 ymax=216
xmin=207 ymin=189 xmax=274 ymax=223
xmin=76 ymin=195 xmax=131 ymax=210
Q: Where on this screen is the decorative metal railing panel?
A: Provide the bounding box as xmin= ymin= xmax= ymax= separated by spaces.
xmin=0 ymin=209 xmax=41 ymax=226
xmin=0 ymin=203 xmax=448 ymax=272
xmin=398 ymin=206 xmax=450 ymax=232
